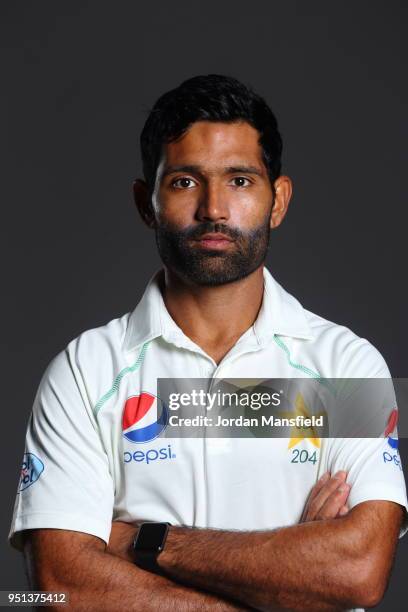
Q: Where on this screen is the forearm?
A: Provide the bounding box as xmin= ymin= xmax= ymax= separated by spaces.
xmin=158 ymin=515 xmax=370 ymax=612
xmin=105 ymin=500 xmax=401 ymax=612
xmin=25 ymin=533 xmax=249 ymax=612
xmin=58 ymin=553 xmax=248 ymax=612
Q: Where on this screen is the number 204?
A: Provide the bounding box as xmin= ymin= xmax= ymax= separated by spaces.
xmin=291 ymin=449 xmax=318 ymax=464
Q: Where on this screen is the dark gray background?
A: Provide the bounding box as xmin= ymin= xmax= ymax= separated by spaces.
xmin=1 ymin=1 xmax=407 ymax=609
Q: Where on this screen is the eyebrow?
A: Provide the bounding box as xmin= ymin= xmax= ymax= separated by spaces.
xmin=161 ymin=164 xmax=265 ymax=178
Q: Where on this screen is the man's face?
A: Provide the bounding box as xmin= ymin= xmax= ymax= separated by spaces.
xmin=152 ymin=121 xmax=276 ymax=286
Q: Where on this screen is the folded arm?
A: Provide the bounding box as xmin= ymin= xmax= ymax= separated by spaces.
xmin=23 ymin=529 xmax=250 ymax=612
xmin=108 ymin=492 xmax=402 ymax=612
xmin=22 ymin=472 xmax=403 ymax=612
xmin=154 ymin=500 xmax=403 ymax=612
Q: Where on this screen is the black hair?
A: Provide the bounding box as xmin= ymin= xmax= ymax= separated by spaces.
xmin=140 ymin=74 xmax=282 ymax=190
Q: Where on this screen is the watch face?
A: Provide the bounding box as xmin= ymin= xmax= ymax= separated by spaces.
xmin=134 ymin=522 xmax=169 ymax=553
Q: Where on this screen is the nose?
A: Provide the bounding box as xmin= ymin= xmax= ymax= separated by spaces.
xmin=195 ymin=182 xmax=230 ymax=223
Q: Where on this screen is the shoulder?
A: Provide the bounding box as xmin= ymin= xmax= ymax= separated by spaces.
xmin=302 ymin=307 xmax=391 ymax=378
xmin=39 ymin=312 xmax=131 ymax=403
xmin=266 ymin=271 xmax=391 ymax=378
xmin=66 ymin=312 xmax=131 ymax=364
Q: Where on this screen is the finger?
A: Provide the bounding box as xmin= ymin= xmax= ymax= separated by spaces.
xmin=338 ymin=504 xmax=349 ymax=517
xmin=300 ymin=472 xmax=333 ymax=522
xmin=300 ymin=472 xmax=330 ymax=522
xmin=314 ymin=483 xmax=351 ymax=520
xmin=304 ymin=471 xmax=348 ymax=521
xmin=309 ymin=471 xmax=330 ymax=502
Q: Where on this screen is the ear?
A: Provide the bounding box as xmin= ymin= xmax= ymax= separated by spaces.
xmin=133 ymin=179 xmax=156 ymax=229
xmin=270 ymin=175 xmax=293 ymax=229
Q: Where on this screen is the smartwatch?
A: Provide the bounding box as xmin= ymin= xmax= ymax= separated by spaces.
xmin=133 ymin=521 xmax=171 ymax=574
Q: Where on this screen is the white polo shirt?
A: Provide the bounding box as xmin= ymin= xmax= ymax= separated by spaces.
xmin=10 ymin=266 xmax=408 ymax=568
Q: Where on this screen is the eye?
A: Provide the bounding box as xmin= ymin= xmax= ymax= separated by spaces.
xmin=172 ymin=177 xmax=197 ymax=189
xmin=230 ymin=177 xmax=252 ymax=187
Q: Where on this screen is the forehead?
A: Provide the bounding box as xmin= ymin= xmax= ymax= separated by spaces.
xmin=162 ymin=121 xmax=264 ymax=167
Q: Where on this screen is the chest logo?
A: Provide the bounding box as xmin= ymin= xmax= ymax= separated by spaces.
xmin=285 ymin=393 xmax=322 ymax=449
xmin=122 ymin=392 xmax=169 ymax=444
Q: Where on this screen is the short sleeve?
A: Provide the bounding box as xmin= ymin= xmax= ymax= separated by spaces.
xmin=9 ymin=345 xmax=114 ymax=551
xmin=324 ymin=339 xmax=408 ymax=538
xmin=325 ymin=435 xmax=408 ymax=538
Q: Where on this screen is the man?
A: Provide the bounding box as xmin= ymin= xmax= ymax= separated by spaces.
xmin=10 ymin=74 xmax=408 ymax=611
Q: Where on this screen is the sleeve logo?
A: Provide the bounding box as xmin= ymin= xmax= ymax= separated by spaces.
xmin=384 ymin=408 xmax=399 ymax=450
xmin=18 ymin=452 xmax=44 ymax=492
xmin=383 ymin=408 xmax=402 ymax=470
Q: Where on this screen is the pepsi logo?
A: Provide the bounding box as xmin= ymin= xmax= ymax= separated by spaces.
xmin=122 ymin=392 xmax=169 ymax=444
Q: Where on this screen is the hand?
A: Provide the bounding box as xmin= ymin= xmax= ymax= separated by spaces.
xmin=300 ymin=470 xmax=351 ymax=523
xmin=106 ymin=520 xmax=139 ymax=561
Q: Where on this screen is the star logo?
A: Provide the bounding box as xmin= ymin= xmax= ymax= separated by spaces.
xmin=275 ymin=392 xmax=325 ymax=449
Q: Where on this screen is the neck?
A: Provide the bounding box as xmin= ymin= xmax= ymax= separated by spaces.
xmin=159 ymin=266 xmax=265 ymax=364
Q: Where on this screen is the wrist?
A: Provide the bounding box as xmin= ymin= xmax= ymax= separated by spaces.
xmin=156 ymin=525 xmax=183 ymax=572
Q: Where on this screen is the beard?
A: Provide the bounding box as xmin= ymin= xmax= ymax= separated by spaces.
xmin=154 ymin=215 xmax=271 ymax=286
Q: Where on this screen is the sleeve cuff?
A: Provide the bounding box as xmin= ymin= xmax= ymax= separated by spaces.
xmin=8 ymin=511 xmax=112 ymax=552
xmin=348 ymin=482 xmax=408 ymax=538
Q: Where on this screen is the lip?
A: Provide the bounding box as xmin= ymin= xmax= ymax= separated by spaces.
xmin=192 ymin=233 xmax=235 ymax=251
xmin=194 ymin=233 xmax=234 ymax=242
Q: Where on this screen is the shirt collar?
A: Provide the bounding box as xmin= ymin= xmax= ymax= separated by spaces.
xmin=123 ymin=266 xmax=314 ymax=353
xmin=253 ymin=267 xmax=314 ymax=344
